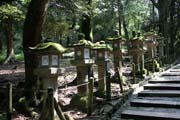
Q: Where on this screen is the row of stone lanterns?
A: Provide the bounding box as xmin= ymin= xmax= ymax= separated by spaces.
xmin=128 ymin=30 xmax=163 ymax=77
xmin=29 ymin=30 xmax=163 ymax=117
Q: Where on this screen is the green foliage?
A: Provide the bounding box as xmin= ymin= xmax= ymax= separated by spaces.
xmin=124 ymin=0 xmax=151 ymax=31
xmin=0 ymin=54 xmax=6 ymax=62
xmin=93 ymin=41 xmax=112 ymax=51
xmin=0 ymin=114 xmax=6 ymax=120
xmin=15 ymin=53 xmax=24 ymax=61
xmin=0 ymin=3 xmax=25 ymax=21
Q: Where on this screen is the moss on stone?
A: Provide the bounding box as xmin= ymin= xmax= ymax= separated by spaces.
xmin=145 ymin=59 xmax=160 ymax=72
xmin=70 ymin=94 xmax=88 ymax=112
xmin=106 ymin=36 xmax=126 ymax=41
xmin=29 ymin=42 xmax=67 ymax=53
xmin=93 ymin=41 xmax=113 ymax=51
xmin=71 ymin=39 xmax=94 ymax=48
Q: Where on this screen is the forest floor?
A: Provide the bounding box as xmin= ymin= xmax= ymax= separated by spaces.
xmin=0 ymin=62 xmax=134 ymax=120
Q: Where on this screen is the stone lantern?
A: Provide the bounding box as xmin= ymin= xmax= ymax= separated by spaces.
xmin=144 ymin=31 xmax=161 ymax=72
xmin=93 ymin=41 xmax=112 ymax=96
xmin=30 ymin=42 xmax=67 ymax=100
xmin=129 ymin=34 xmax=145 ymax=76
xmin=157 ymin=35 xmax=165 ymax=65
xmin=144 ymin=31 xmax=158 ymax=59
xmin=107 ymin=36 xmax=125 ymax=73
xmin=70 ymin=40 xmax=95 ymax=96
xmin=30 ymin=42 xmax=67 ymax=119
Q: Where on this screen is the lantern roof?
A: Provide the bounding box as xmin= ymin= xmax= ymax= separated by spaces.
xmin=29 ymin=42 xmax=67 ymax=53
xmin=70 ymin=39 xmax=94 ymax=48
xmin=93 ymin=41 xmax=112 ymax=51
xmin=144 ymin=31 xmax=158 ymax=38
xmin=106 ymin=35 xmax=126 ymax=42
xmin=132 ymin=36 xmax=144 ymax=41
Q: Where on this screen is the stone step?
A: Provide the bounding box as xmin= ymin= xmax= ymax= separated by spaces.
xmin=169 ymin=70 xmax=180 ymax=72
xmin=144 ymin=84 xmax=180 ymax=90
xmin=130 ymin=99 xmax=180 ymax=109
xmin=138 ymin=90 xmax=180 ymax=97
xmin=121 ymin=109 xmax=180 ymax=120
xmin=161 ymin=73 xmax=180 ymax=76
xmin=149 ymin=79 xmax=180 ymax=83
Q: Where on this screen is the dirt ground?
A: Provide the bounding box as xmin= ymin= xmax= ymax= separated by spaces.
xmin=0 ymin=63 xmax=132 ymax=120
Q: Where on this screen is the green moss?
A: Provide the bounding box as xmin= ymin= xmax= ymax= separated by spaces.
xmin=71 ymin=39 xmax=94 ymax=49
xmin=106 ymin=36 xmax=125 ymax=41
xmin=93 ymin=41 xmax=112 ymax=51
xmin=145 ymin=59 xmax=160 ymax=72
xmin=29 ymin=42 xmax=67 ymax=53
xmin=70 ymin=94 xmax=88 ymax=112
xmin=144 ymin=31 xmax=158 ymax=38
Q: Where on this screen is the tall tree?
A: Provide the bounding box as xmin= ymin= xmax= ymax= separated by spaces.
xmin=0 ymin=3 xmax=24 ymax=63
xmin=4 ymin=17 xmax=14 ymax=63
xmin=117 ymin=0 xmax=122 ymax=35
xmin=81 ymin=0 xmax=93 ymax=41
xmin=23 ymin=0 xmax=50 ymax=98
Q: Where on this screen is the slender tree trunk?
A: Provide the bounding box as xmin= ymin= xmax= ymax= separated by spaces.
xmin=23 ymin=0 xmax=50 ymax=99
xmin=170 ymin=0 xmax=175 ymax=56
xmin=152 ymin=3 xmax=155 ymax=30
xmin=117 ymin=0 xmax=122 ymax=35
xmin=4 ymin=17 xmax=15 ymax=64
xmin=0 ymin=39 xmax=2 ymax=53
xmin=81 ymin=0 xmax=93 ymax=41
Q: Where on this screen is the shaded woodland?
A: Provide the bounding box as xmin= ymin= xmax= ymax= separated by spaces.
xmin=0 ymin=0 xmax=180 ymax=119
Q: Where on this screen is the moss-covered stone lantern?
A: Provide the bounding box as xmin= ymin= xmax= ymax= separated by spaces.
xmin=93 ymin=41 xmax=112 ymax=96
xmin=30 ymin=42 xmax=67 ymax=119
xmin=157 ymin=35 xmax=165 ymax=65
xmin=144 ymin=31 xmax=160 ymax=72
xmin=107 ymin=36 xmax=125 ymax=73
xmin=69 ymin=39 xmax=95 ymax=111
xmin=70 ymin=40 xmax=95 ymax=96
xmin=129 ymin=33 xmax=146 ymax=76
xmin=144 ymin=31 xmax=158 ymax=59
xmin=30 ymin=42 xmax=67 ymax=97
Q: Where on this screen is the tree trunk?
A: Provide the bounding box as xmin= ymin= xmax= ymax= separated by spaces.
xmin=81 ymin=0 xmax=93 ymax=41
xmin=0 ymin=39 xmax=2 ymax=53
xmin=169 ymin=0 xmax=175 ymax=56
xmin=3 ymin=17 xmax=15 ymax=64
xmin=23 ymin=0 xmax=50 ymax=99
xmin=81 ymin=14 xmax=93 ymax=41
xmin=117 ymin=0 xmax=122 ymax=36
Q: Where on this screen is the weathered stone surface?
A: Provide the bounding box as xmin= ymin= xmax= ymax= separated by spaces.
xmin=121 ymin=109 xmax=180 ymax=120
xmin=138 ymin=90 xmax=180 ymax=97
xmin=130 ymin=98 xmax=180 ymax=108
xmin=144 ymin=83 xmax=180 ymax=90
xmin=149 ymin=79 xmax=180 ymax=83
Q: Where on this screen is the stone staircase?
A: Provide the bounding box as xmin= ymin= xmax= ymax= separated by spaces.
xmin=121 ymin=64 xmax=180 ymax=120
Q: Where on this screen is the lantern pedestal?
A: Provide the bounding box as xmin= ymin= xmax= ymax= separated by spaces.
xmin=70 ymin=60 xmax=94 ymax=111
xmin=95 ymin=61 xmax=107 ymax=97
xmin=34 ymin=68 xmax=64 ymax=101
xmin=71 ymin=60 xmax=94 ymax=96
xmin=34 ymin=68 xmax=64 ymax=120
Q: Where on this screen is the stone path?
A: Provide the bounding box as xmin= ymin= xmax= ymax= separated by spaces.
xmin=112 ymin=64 xmax=180 ymax=120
